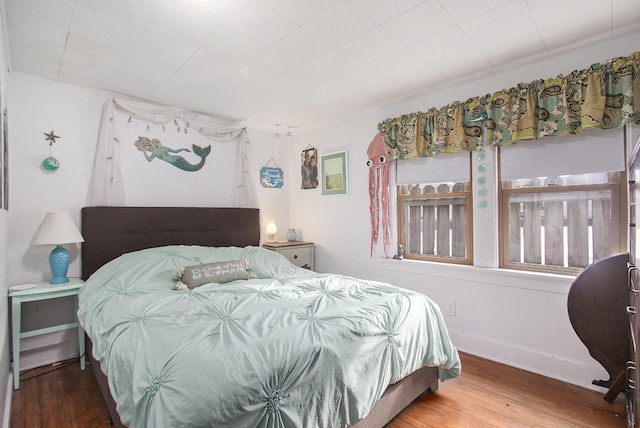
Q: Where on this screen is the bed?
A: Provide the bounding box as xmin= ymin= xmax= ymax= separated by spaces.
xmin=79 ymin=206 xmax=460 ymax=428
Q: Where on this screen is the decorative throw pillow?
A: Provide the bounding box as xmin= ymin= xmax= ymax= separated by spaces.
xmin=173 ymin=259 xmax=257 ymax=290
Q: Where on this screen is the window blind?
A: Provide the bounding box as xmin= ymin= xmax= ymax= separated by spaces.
xmin=501 ymin=128 xmax=624 ymax=180
xmin=396 ymin=151 xmax=470 ymax=184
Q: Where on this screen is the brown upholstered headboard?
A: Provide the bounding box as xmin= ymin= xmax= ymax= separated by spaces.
xmin=81 ymin=206 xmax=260 ymax=280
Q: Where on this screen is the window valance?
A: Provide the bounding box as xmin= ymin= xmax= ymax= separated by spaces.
xmin=378 ymin=52 xmax=640 ymax=161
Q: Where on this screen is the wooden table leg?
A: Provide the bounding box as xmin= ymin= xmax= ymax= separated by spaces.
xmin=603 ymin=371 xmax=626 ymax=403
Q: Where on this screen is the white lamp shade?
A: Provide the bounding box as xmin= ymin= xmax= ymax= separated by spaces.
xmin=266 ymin=222 xmax=277 ymax=236
xmin=32 ymin=212 xmax=84 ymax=245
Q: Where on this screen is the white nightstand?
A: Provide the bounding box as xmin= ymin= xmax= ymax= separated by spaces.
xmin=263 ymin=241 xmax=315 ymax=270
xmin=8 ymin=278 xmax=86 ymax=390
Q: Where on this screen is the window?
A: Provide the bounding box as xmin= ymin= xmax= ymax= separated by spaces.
xmin=394 ymin=128 xmax=627 ymax=275
xmin=499 ymin=130 xmax=626 ymax=275
xmin=398 ymin=182 xmax=472 ymax=263
xmin=396 ymin=152 xmax=472 ymax=264
xmin=499 ymin=172 xmax=624 ymax=274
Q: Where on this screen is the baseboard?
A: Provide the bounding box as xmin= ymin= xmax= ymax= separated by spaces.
xmin=2 ymin=373 xmax=11 ymax=428
xmin=449 ymin=329 xmax=609 ymax=392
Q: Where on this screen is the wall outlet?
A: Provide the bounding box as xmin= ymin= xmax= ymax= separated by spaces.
xmin=446 ymin=301 xmax=456 ymax=316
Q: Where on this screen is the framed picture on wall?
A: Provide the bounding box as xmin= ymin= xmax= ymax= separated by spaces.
xmin=301 ymin=147 xmax=318 ymax=189
xmin=321 ymin=150 xmax=348 ymax=196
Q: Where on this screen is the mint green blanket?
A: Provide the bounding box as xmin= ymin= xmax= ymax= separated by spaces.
xmin=78 ymin=246 xmax=460 ymax=427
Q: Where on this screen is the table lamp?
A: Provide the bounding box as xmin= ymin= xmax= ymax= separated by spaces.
xmin=266 ymin=222 xmax=277 ymax=242
xmin=32 ymin=212 xmax=84 ymax=284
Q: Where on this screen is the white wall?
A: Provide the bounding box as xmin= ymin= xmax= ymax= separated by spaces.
xmin=288 ymin=31 xmax=640 ymax=390
xmin=5 ymin=72 xmax=289 ymax=371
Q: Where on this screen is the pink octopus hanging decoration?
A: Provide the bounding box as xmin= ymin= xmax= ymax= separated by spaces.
xmin=367 ymin=133 xmax=391 ymax=258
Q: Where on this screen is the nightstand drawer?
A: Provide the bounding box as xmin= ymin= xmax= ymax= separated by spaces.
xmin=278 ymin=247 xmax=313 ymax=269
xmin=263 ymin=242 xmax=315 ymax=270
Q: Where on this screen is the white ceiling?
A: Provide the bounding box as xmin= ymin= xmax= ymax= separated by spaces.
xmin=4 ymin=0 xmax=640 ymax=132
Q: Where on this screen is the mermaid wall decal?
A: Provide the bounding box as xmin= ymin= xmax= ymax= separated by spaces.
xmin=134 ymin=136 xmax=211 ymax=172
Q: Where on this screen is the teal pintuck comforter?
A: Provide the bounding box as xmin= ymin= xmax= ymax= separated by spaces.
xmin=78 ymin=245 xmax=460 ymax=428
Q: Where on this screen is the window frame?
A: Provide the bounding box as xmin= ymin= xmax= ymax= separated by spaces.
xmin=497 ymin=149 xmax=626 ymax=275
xmin=396 ymin=154 xmax=473 ymax=265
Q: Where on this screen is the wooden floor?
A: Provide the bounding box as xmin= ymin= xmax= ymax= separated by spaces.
xmin=10 ymin=352 xmax=625 ymax=427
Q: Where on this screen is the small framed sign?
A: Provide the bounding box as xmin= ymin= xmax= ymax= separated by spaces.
xmin=260 ymin=163 xmax=284 ymax=188
xmin=321 ymin=151 xmax=348 ymax=196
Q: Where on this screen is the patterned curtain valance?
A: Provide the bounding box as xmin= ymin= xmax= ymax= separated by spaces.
xmin=378 ymin=51 xmax=640 ymax=161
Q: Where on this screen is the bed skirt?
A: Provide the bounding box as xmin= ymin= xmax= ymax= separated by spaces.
xmin=87 ymin=336 xmax=438 ymax=428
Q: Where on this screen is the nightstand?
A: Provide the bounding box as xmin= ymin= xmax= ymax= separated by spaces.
xmin=263 ymin=241 xmax=315 ymax=270
xmin=8 ymin=278 xmax=86 ymax=390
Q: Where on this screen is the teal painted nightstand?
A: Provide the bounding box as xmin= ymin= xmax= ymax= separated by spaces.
xmin=8 ymin=278 xmax=86 ymax=390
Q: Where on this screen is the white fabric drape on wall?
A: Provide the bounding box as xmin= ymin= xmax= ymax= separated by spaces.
xmin=86 ymin=97 xmax=258 ymax=208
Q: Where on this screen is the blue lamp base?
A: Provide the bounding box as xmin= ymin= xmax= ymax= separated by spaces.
xmin=49 ymin=244 xmax=70 ymax=284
